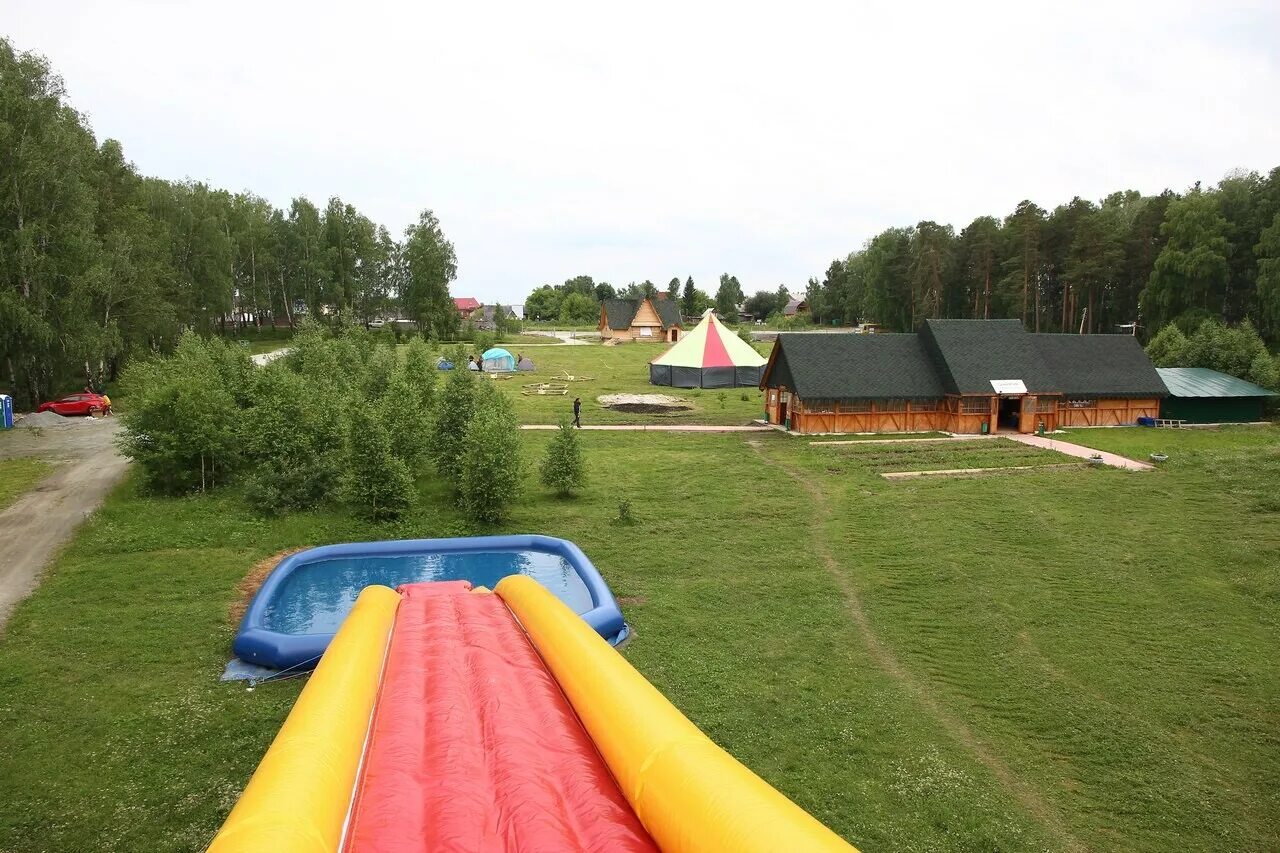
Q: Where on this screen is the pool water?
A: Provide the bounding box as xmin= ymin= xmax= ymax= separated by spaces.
xmin=261 ymin=550 xmax=593 ymax=635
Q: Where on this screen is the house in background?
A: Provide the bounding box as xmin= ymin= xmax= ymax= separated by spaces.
xmin=476 ymin=304 xmax=519 ymax=331
xmin=783 ymin=298 xmax=808 ymax=318
xmin=761 ymin=319 xmax=1166 ymax=434
xmin=453 ymin=297 xmax=481 ymax=320
xmin=599 ymin=295 xmax=683 ymax=342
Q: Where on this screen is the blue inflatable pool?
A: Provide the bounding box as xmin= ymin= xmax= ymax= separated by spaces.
xmin=234 ymin=535 xmax=628 ymax=670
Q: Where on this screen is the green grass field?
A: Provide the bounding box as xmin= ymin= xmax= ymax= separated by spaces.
xmin=485 ymin=341 xmax=773 ymax=425
xmin=0 ymin=427 xmax=1277 ymax=851
xmin=0 ymin=459 xmax=53 ymax=512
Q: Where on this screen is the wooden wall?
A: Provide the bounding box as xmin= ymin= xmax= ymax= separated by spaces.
xmin=767 ymin=393 xmax=1158 ymax=434
xmin=1058 ymin=397 xmax=1160 ymax=427
xmin=787 ymin=398 xmax=946 ymax=434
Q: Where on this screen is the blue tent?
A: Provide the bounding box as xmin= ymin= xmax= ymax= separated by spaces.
xmin=436 ymin=357 xmax=454 ymax=370
xmin=481 ymin=347 xmax=516 ymax=372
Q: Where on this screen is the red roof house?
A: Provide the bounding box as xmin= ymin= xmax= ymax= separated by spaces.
xmin=453 ymin=297 xmax=481 ymax=319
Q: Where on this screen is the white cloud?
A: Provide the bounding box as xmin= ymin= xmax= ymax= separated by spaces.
xmin=9 ymin=0 xmax=1280 ymax=302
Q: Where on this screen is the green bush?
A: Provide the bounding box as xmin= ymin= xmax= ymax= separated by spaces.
xmin=430 ymin=368 xmax=479 ymax=486
xmin=117 ymin=332 xmax=244 ymax=494
xmin=240 ymin=363 xmax=344 ymax=515
xmin=342 ymin=402 xmax=415 ymax=521
xmin=1148 ymin=319 xmax=1278 ymax=389
xmin=539 ymin=417 xmax=585 ymax=496
xmin=458 ymin=386 xmax=522 ymax=523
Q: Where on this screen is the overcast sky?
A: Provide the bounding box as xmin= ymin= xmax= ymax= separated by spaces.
xmin=9 ymin=1 xmax=1280 ymax=305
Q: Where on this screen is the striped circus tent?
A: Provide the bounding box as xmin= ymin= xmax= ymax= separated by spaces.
xmin=649 ymin=311 xmax=767 ymax=388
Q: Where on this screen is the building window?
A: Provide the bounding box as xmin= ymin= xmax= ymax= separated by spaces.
xmin=840 ymin=399 xmax=872 ymax=413
xmin=1067 ymin=397 xmax=1096 ymax=409
xmin=1036 ymin=396 xmax=1058 ymax=412
xmin=876 ymin=398 xmax=907 ymax=412
xmin=911 ymin=399 xmax=941 ymax=411
xmin=640 ymin=326 xmax=653 ymax=337
xmin=805 ymin=398 xmax=837 ymax=413
xmin=961 ymin=397 xmax=991 ymax=415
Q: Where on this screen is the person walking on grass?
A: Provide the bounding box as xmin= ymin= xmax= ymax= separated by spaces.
xmin=573 ymin=396 xmax=581 ymax=428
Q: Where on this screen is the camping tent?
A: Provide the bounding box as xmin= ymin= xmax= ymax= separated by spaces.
xmin=436 ymin=357 xmax=454 ymax=370
xmin=517 ymin=356 xmax=535 ymax=371
xmin=649 ymin=310 xmax=767 ymax=388
xmin=482 ymin=347 xmax=516 ymax=372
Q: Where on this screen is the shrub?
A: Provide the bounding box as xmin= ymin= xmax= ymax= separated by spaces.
xmin=380 ymin=372 xmax=432 ymax=471
xmin=613 ymin=499 xmax=634 ymax=525
xmin=458 ymin=386 xmax=522 ymax=523
xmin=240 ymin=363 xmax=344 ymax=514
xmin=473 ymin=330 xmax=496 ymax=355
xmin=1146 ymin=319 xmax=1278 ymax=390
xmin=343 ymin=402 xmax=415 ymax=521
xmin=430 ymin=368 xmax=479 ymax=486
xmin=117 ymin=332 xmax=243 ymax=493
xmin=1145 ymin=324 xmax=1188 ymax=367
xmin=401 ymin=338 xmax=438 ymax=411
xmin=361 ymin=345 xmax=397 ymax=400
xmin=539 ymin=417 xmax=585 ymax=496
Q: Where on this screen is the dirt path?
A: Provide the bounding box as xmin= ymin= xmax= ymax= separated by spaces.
xmin=0 ymin=418 xmax=129 ymax=631
xmin=750 ymin=441 xmax=1086 ymax=852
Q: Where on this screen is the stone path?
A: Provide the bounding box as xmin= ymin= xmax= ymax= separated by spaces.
xmin=1006 ymin=433 xmax=1154 ymax=470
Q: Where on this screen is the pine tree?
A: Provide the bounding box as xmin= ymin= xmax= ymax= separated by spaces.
xmin=539 ymin=417 xmax=585 ymax=496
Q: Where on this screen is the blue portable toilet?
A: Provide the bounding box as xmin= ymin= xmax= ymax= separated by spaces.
xmin=1 ymin=394 xmax=12 ymax=429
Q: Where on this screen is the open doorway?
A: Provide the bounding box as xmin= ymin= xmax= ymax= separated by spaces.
xmin=997 ymin=396 xmax=1022 ymax=431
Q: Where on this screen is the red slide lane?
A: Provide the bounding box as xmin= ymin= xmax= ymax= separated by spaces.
xmin=343 ymin=582 xmax=656 ymax=853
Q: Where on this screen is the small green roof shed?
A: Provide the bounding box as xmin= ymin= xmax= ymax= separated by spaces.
xmin=1157 ymin=368 xmax=1276 ymax=423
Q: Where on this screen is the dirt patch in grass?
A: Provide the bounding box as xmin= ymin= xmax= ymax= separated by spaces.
xmin=617 ymin=595 xmax=648 ymax=606
xmin=597 ymin=393 xmax=692 ymax=414
xmin=228 ymin=548 xmax=306 ymax=625
xmin=607 ymin=402 xmax=693 ymax=414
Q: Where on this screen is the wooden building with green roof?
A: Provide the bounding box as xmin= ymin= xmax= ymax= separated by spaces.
xmin=760 ymin=319 xmax=1166 ymax=434
xmin=1156 ymin=368 xmax=1276 ymax=423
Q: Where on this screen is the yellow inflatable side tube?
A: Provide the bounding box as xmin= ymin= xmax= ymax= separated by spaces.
xmin=496 ymin=575 xmax=856 ymax=853
xmin=209 ymin=585 xmax=401 ymax=853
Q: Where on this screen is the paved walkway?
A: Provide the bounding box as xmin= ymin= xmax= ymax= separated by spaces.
xmin=520 ymin=424 xmax=770 ymax=432
xmin=1006 ymin=433 xmax=1153 ymax=470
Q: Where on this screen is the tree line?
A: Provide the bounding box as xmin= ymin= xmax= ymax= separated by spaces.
xmin=523 ymin=274 xmax=756 ymax=324
xmin=1 ymin=39 xmax=458 ymax=408
xmin=805 ymin=169 xmax=1280 ymax=344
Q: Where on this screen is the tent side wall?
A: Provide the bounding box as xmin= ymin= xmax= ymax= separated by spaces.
xmin=651 ymin=366 xmax=763 ymax=388
xmin=1161 ymin=396 xmax=1266 ymax=423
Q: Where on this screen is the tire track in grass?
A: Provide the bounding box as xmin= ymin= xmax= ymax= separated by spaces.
xmin=750 ymin=440 xmax=1087 ymax=853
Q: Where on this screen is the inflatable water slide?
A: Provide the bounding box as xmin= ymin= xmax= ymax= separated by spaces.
xmin=211 ymin=576 xmax=856 ymax=852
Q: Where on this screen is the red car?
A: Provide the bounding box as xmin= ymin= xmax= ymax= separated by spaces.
xmin=37 ymin=392 xmax=112 ymax=417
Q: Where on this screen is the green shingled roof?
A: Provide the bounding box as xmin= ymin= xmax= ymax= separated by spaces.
xmin=763 ymin=321 xmax=1168 ymax=400
xmin=921 ymin=319 xmax=1057 ymax=393
xmin=767 ymin=333 xmax=945 ymax=399
xmin=1157 ymin=367 xmax=1278 ymax=398
xmin=1032 ymin=334 xmax=1167 ymax=396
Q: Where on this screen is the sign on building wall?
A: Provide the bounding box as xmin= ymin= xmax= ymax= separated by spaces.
xmin=990 ymin=379 xmax=1027 ymax=395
